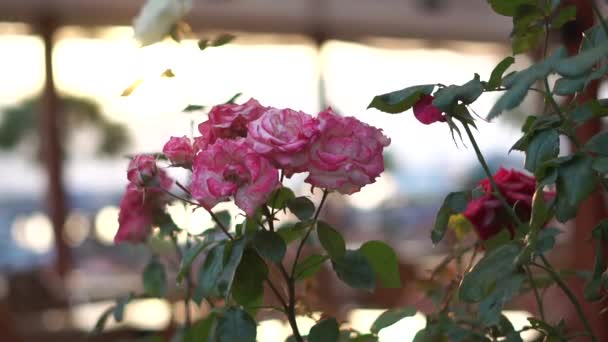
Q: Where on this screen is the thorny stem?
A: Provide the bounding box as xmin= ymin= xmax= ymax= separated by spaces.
xmin=533 ymin=255 xmax=598 ymax=342
xmin=525 ymin=264 xmax=546 ymax=322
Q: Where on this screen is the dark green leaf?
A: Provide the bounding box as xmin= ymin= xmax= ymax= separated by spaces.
xmin=368 ymin=85 xmax=435 ymax=114
xmin=332 ymin=250 xmax=376 ymax=291
xmin=554 ymin=41 xmax=608 ymax=77
xmin=194 ymin=243 xmax=226 ymax=303
xmin=212 ymin=34 xmax=236 ymax=47
xmin=183 ymin=314 xmax=216 ymax=342
xmin=525 ymin=129 xmax=559 ymax=173
xmin=308 ymin=318 xmax=340 ymax=342
xmin=143 ymin=257 xmax=167 ymax=297
xmin=183 ymin=104 xmax=205 ymax=112
xmin=214 ymin=210 xmax=232 ymax=229
xmin=488 ymin=0 xmax=535 ymax=16
xmin=224 ymin=92 xmax=242 ymax=104
xmin=586 ymin=131 xmax=608 ymax=156
xmin=232 ymin=249 xmax=268 ymax=306
xmin=584 ymin=240 xmax=605 ymax=301
xmin=177 ymin=240 xmax=214 ymax=284
xmin=287 ymin=197 xmax=315 ymax=220
xmin=592 ymin=219 xmax=608 ymax=241
xmin=215 ymin=307 xmax=256 ymax=342
xmin=359 ymin=241 xmax=401 ymax=288
xmin=294 ymin=254 xmax=329 ymax=280
xmin=432 ymin=75 xmax=484 ymax=112
xmin=488 ymin=56 xmax=515 ymax=90
xmin=593 ymin=157 xmax=608 ymax=173
xmin=432 ymin=191 xmax=468 ymax=244
xmin=478 ymin=274 xmax=525 ymax=326
xmin=535 ymin=227 xmax=562 ymax=254
xmin=555 ymin=155 xmax=597 ymax=222
xmin=370 ymin=307 xmax=416 ymax=334
xmin=551 ymin=5 xmax=576 ymax=28
xmin=460 ymin=243 xmax=521 ymax=302
xmin=317 ymin=221 xmax=346 ymax=259
xmin=217 ymin=238 xmax=247 ymax=297
xmin=253 ymin=230 xmax=286 ymax=263
xmin=512 ymin=21 xmax=543 ymax=54
xmin=277 ymin=221 xmax=310 ymax=244
xmin=269 ymin=187 xmax=295 ymax=209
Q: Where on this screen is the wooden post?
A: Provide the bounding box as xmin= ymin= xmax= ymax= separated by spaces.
xmin=37 ymin=17 xmax=71 ymax=277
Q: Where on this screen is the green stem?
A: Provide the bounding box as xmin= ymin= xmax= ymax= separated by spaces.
xmin=535 ymin=255 xmax=598 ymax=342
xmin=462 ymin=123 xmax=523 ymax=226
xmin=525 ymin=264 xmax=546 ymax=322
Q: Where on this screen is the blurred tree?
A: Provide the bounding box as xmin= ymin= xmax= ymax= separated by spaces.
xmin=0 ymin=96 xmax=129 ymax=159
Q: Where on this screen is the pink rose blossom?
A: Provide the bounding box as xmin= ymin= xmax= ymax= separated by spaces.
xmin=127 ymin=154 xmax=160 ymax=187
xmin=246 ymin=108 xmax=319 ymax=176
xmin=190 ymin=138 xmax=279 ymax=216
xmin=305 ymin=108 xmax=390 ymax=194
xmin=163 ymin=136 xmax=195 ymax=166
xmin=196 ymin=98 xmax=268 ymax=147
xmin=413 ymin=95 xmax=445 ymax=125
xmin=115 ymin=171 xmax=173 ymax=244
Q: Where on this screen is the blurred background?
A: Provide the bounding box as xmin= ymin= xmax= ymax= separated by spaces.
xmin=0 ymin=0 xmax=606 ymax=341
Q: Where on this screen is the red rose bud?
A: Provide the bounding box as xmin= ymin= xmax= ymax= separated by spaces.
xmin=413 ymin=94 xmax=445 ymax=125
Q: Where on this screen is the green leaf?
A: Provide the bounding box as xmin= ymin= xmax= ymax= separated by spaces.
xmin=143 ymin=257 xmax=167 ymax=297
xmin=212 ymin=34 xmax=236 ymax=47
xmin=525 ymin=129 xmax=559 ymax=173
xmin=535 ymin=228 xmax=562 ymax=254
xmin=586 ymin=131 xmax=608 ymax=156
xmin=277 ymin=221 xmax=310 ymax=244
xmin=194 ymin=243 xmax=226 ymax=303
xmin=554 ymin=41 xmax=608 ymax=77
xmin=113 ymin=293 xmax=134 ymax=323
xmin=253 ymin=230 xmax=286 ymax=263
xmin=432 ymin=75 xmax=484 ymax=112
xmin=294 ymin=254 xmax=329 ymax=280
xmin=183 ymin=104 xmax=205 ymax=112
xmin=555 ymin=155 xmax=597 ymax=222
xmin=584 ymin=240 xmax=605 ymax=301
xmin=489 ymin=47 xmax=566 ymax=119
xmin=177 ymin=240 xmax=214 ymax=284
xmin=367 ymin=85 xmax=435 ymax=114
xmin=478 ymin=274 xmax=525 ymax=326
xmin=183 ymin=314 xmax=216 ymax=342
xmin=359 ymin=241 xmax=401 ymax=288
xmin=224 ymin=92 xmax=242 ymax=104
xmin=287 ymin=197 xmax=316 ymax=220
xmin=269 ymin=187 xmax=295 ymax=209
xmin=215 ymin=307 xmax=256 ymax=342
xmin=217 ymin=238 xmax=247 ymax=297
xmin=232 ymin=249 xmax=268 ymax=306
xmin=214 ymin=210 xmax=232 ymax=229
xmin=488 ymin=56 xmax=515 ymax=90
xmin=592 ymin=219 xmax=608 ymax=241
xmin=551 ymin=5 xmax=576 ymax=28
xmin=487 ymin=0 xmax=535 ymax=16
xmin=432 ymin=191 xmax=468 ymax=244
xmin=317 ymin=221 xmax=346 ymax=259
xmin=331 ymin=250 xmax=376 ymax=291
xmin=460 ymin=243 xmax=521 ymax=302
xmin=370 ymin=307 xmax=416 ymax=334
xmin=512 ymin=8 xmax=544 ymax=54
xmin=308 ymin=318 xmax=340 ymax=342
xmin=593 ymin=157 xmax=608 ymax=173
xmin=554 ymin=65 xmax=608 ymax=95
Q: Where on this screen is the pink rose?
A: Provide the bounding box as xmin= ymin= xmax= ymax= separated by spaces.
xmin=246 ymin=108 xmax=319 ymax=176
xmin=463 ymin=194 xmax=513 ymax=241
xmin=190 ymin=138 xmax=279 ymax=216
xmin=413 ymin=95 xmax=445 ymax=125
xmin=163 ymin=136 xmax=195 ymax=166
xmin=305 ymin=108 xmax=390 ymax=194
xmin=197 ymin=98 xmax=268 ymax=147
xmin=115 ymin=171 xmax=173 ymax=244
xmin=127 ymin=154 xmax=160 ymax=188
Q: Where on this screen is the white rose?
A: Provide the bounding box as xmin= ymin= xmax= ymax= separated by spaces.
xmin=133 ymin=0 xmax=193 ymax=46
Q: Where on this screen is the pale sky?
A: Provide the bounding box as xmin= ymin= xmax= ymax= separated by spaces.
xmin=0 ymin=25 xmax=535 ymax=197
